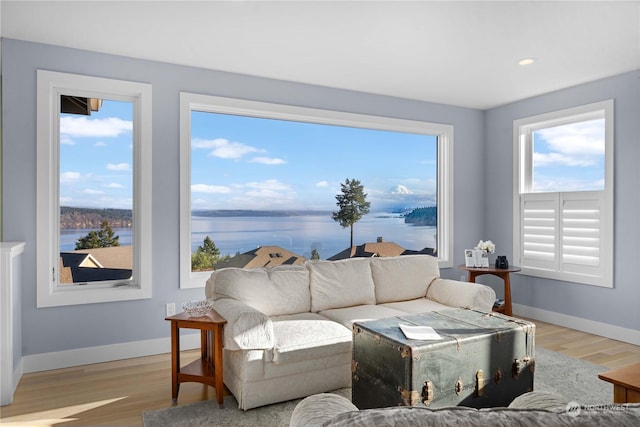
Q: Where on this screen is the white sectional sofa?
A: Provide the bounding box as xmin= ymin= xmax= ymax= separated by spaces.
xmin=205 ymin=254 xmax=496 ymax=410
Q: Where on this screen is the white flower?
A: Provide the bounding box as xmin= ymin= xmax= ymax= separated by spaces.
xmin=475 ymin=240 xmax=495 ymax=254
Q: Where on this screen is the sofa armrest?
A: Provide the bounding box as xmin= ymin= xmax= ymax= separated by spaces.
xmin=427 ymin=278 xmax=496 ymax=312
xmin=508 ymin=391 xmax=568 ymax=410
xmin=213 ymin=298 xmax=274 ymax=351
xmin=290 ymin=393 xmax=358 ymax=427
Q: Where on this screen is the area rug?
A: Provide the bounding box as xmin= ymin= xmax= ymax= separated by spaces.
xmin=142 ymin=347 xmax=611 ymax=427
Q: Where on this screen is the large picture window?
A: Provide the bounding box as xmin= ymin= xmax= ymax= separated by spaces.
xmin=180 ymin=93 xmax=453 ymax=288
xmin=36 ymin=71 xmax=152 ymax=307
xmin=513 ymin=100 xmax=613 ymax=287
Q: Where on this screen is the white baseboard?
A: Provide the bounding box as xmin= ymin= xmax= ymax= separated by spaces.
xmin=13 ymin=358 xmax=23 ymax=395
xmin=513 ymin=303 xmax=640 ymax=346
xmin=22 ymin=333 xmax=200 ymax=374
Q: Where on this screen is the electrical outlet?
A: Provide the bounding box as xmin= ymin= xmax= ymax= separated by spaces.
xmin=166 ymin=303 xmax=176 ymax=317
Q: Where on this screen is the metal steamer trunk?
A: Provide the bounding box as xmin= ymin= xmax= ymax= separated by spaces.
xmin=352 ymin=308 xmax=535 ymax=409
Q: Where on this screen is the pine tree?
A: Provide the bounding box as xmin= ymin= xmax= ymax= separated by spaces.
xmin=332 ymin=178 xmax=371 ymax=247
xmin=200 ymin=236 xmax=220 ymax=258
xmin=75 ymin=220 xmax=120 ymax=249
xmin=191 ymin=236 xmax=224 ymax=271
xmin=311 ymin=248 xmax=320 ymax=260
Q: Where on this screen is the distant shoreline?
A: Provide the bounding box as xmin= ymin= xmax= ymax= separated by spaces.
xmin=192 ymin=209 xmax=334 ymax=218
xmin=60 ymin=207 xmax=435 ymax=229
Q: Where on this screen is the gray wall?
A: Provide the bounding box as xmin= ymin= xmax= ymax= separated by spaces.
xmin=2 ymin=39 xmax=485 ymax=356
xmin=484 ymin=71 xmax=640 ymax=331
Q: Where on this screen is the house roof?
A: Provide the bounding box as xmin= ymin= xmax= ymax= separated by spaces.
xmin=73 ymin=245 xmax=133 ymax=269
xmin=328 ymin=242 xmax=436 ymax=260
xmin=213 ymin=246 xmax=305 ymax=269
xmin=59 ymin=246 xmax=133 ymax=284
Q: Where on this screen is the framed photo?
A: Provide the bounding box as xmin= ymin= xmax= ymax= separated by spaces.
xmin=464 ymin=249 xmax=475 ymax=267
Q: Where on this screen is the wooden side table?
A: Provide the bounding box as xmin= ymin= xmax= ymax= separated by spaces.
xmin=459 ymin=265 xmax=521 ymax=316
xmin=598 ymin=362 xmax=640 ymax=403
xmin=165 ymin=310 xmax=227 ymax=406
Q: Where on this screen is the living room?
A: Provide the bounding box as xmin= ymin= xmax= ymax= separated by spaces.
xmin=1 ymin=1 xmax=639 ymax=425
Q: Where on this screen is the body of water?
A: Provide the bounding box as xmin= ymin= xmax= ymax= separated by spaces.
xmin=61 ymin=213 xmax=437 ymax=260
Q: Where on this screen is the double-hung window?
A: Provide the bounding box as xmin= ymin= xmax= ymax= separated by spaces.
xmin=179 ymin=93 xmax=453 ymax=288
xmin=36 ymin=71 xmax=152 ymax=307
xmin=513 ymin=100 xmax=613 ymax=287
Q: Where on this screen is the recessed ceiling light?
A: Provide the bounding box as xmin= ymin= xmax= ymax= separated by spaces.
xmin=518 ymin=58 xmax=537 ymax=66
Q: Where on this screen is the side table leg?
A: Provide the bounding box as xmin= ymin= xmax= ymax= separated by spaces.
xmin=214 ymin=325 xmax=224 ymax=407
xmin=171 ymin=320 xmax=180 ymax=402
xmin=503 ymin=273 xmax=513 ymax=316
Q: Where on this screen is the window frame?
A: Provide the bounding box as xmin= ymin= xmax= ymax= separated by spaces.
xmin=512 ymin=99 xmax=614 ymax=287
xmin=36 ymin=70 xmax=153 ymax=307
xmin=179 ymin=92 xmax=454 ymax=289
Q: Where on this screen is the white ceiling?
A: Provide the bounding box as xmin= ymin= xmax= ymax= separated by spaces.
xmin=2 ymin=1 xmax=639 ymax=109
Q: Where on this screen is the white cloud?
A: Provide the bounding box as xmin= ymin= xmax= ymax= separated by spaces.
xmin=95 ymin=141 xmax=107 ymax=147
xmin=107 ymin=163 xmax=131 ymax=171
xmin=60 ymin=135 xmax=75 ymax=145
xmin=192 ymin=184 xmax=232 ymax=194
xmin=245 ymin=179 xmax=291 ymax=192
xmin=249 ymin=156 xmax=287 ymax=165
xmin=82 ymin=189 xmax=104 ymax=195
xmin=533 ymin=177 xmax=605 ymax=192
xmin=390 ymin=184 xmax=412 ymax=194
xmin=60 ymin=171 xmax=83 ymax=183
xmin=533 ymin=152 xmax=597 ymax=167
xmin=104 ymin=183 xmax=124 ymax=189
xmin=60 ymin=116 xmax=132 ymax=138
xmin=315 ymin=181 xmax=329 ymax=188
xmin=535 ymin=119 xmax=605 ymax=168
xmin=242 ymin=179 xmax=296 ymax=200
xmin=192 ymin=138 xmax=263 ymax=159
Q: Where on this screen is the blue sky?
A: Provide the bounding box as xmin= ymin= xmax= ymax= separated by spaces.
xmin=58 ymin=102 xmax=605 ymax=211
xmin=59 ymin=99 xmax=133 ymax=209
xmin=190 ymin=111 xmax=438 ymax=211
xmin=532 ymin=118 xmax=605 ymax=192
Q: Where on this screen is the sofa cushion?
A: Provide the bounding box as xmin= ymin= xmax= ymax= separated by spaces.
xmin=307 ymin=258 xmax=376 ymax=312
xmin=207 ymin=265 xmax=310 ymax=316
xmin=290 ymin=392 xmax=640 ymax=427
xmin=270 ymin=313 xmax=352 ymax=365
xmin=267 ymin=265 xmax=312 ymax=315
xmin=427 ymin=278 xmax=496 ymax=311
xmin=322 ymin=405 xmax=640 ymax=427
xmin=380 ymin=297 xmax=451 ymax=314
xmin=319 ymin=304 xmax=407 ymax=329
xmin=370 ymin=255 xmax=440 ymax=304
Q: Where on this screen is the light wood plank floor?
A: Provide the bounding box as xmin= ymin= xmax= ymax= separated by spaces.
xmin=1 ymin=319 xmax=639 ymax=426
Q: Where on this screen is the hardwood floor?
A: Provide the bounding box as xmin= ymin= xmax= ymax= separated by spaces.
xmin=1 ymin=319 xmax=639 ymax=426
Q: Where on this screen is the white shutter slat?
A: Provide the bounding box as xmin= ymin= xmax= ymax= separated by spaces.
xmin=560 ymin=193 xmax=604 ymax=277
xmin=521 ymin=194 xmax=557 ymax=271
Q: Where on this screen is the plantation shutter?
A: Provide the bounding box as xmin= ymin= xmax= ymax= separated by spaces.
xmin=521 ymin=194 xmax=557 ymax=271
xmin=560 ymin=192 xmax=604 ymax=279
xmin=520 ymin=191 xmax=608 ymax=286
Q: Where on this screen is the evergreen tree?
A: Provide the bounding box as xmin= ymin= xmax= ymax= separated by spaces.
xmin=200 ymin=236 xmax=220 ymax=258
xmin=191 ymin=236 xmax=225 ymax=271
xmin=332 ymin=178 xmax=371 ymax=247
xmin=311 ymin=248 xmax=320 ymax=260
xmin=75 ymin=220 xmax=120 ymax=249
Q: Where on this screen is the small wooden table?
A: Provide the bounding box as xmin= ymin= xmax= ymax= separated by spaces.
xmin=598 ymin=362 xmax=640 ymax=403
xmin=165 ymin=310 xmax=227 ymax=406
xmin=459 ymin=265 xmax=521 ymax=316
